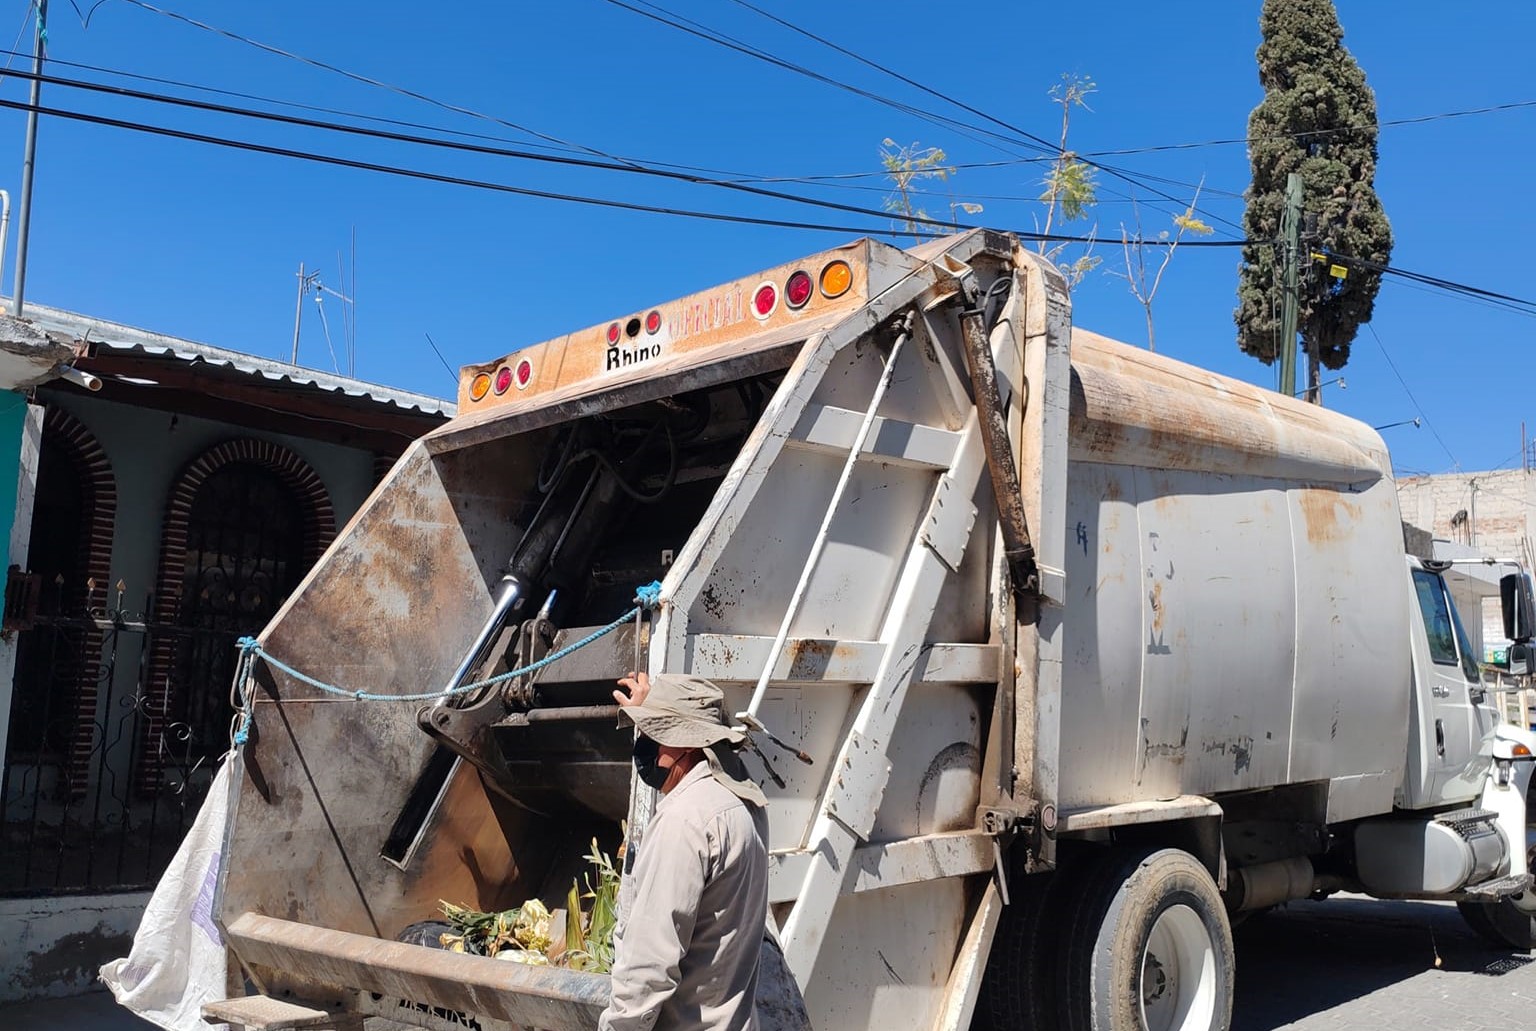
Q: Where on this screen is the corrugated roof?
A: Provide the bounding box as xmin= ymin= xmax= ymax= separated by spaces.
xmin=19 ymin=302 xmax=455 ymax=417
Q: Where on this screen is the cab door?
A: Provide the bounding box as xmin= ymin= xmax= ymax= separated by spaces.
xmin=1406 ymin=566 xmax=1488 ymax=806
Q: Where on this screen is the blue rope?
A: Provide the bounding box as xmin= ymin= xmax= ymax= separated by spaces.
xmin=231 ymin=581 xmax=663 ymax=718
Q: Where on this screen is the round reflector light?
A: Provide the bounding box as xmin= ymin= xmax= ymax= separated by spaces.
xmin=752 ymin=281 xmax=778 ymax=320
xmin=469 ymin=373 xmax=492 ymax=401
xmin=493 ymin=366 xmax=514 ymax=395
xmin=607 ymin=322 xmax=621 ymax=344
xmin=785 ymin=270 xmax=813 ymax=309
xmin=820 ymin=260 xmax=853 ymax=299
xmin=515 ymin=357 xmax=533 ymax=390
xmin=645 ymin=310 xmax=662 ymax=334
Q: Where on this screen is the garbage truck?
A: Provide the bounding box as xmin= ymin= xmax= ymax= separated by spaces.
xmin=203 ymin=229 xmax=1536 ymax=1031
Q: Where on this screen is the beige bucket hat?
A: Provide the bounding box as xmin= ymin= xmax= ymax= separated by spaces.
xmin=619 ymin=674 xmax=766 ymax=806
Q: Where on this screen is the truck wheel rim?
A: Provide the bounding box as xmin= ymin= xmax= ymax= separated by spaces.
xmin=1139 ymin=903 xmax=1218 ymax=1031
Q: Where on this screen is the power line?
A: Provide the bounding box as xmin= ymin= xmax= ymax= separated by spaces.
xmin=1324 ymin=250 xmax=1536 ymax=317
xmin=0 ymin=90 xmax=1258 ymax=249
xmin=711 ymin=0 xmax=1250 ymax=230
xmin=105 ymin=5 xmax=1194 ymax=222
xmin=0 ymin=52 xmax=1248 ymax=213
xmin=22 ymin=68 xmax=1526 ymax=321
xmin=596 ymin=0 xmax=1248 ymax=235
xmin=117 ymin=1 xmax=1241 ymax=233
xmin=1379 ymin=274 xmax=1536 ymax=321
xmin=13 ymin=64 xmax=1258 ymax=249
xmin=118 ymin=0 xmax=659 ymax=173
xmin=2 ymin=45 xmax=942 ymax=195
xmin=0 ymin=5 xmax=33 ymax=87
xmin=0 ymin=47 xmax=1239 ymax=210
xmin=7 ymin=64 xmax=980 ymax=234
xmin=1082 ymin=100 xmax=1536 ymax=158
xmin=0 ymin=93 xmax=907 ymax=235
xmin=1365 ymin=323 xmax=1459 ymax=470
xmin=596 ymin=0 xmax=1060 ymax=168
xmin=719 ymin=95 xmax=1536 ymax=194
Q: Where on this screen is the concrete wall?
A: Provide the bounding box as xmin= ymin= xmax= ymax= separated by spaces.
xmin=43 ymin=388 xmax=379 ymax=607
xmin=0 ymin=893 xmax=150 ymax=1001
xmin=1398 ymin=470 xmax=1536 ymax=663
xmin=1397 ymin=469 xmax=1536 ymax=565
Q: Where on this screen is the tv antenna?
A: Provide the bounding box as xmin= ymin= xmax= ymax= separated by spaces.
xmin=290 ymin=231 xmax=358 ymax=374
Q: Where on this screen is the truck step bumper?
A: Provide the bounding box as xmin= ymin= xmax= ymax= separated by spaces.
xmin=201 ymin=995 xmax=362 ymax=1030
xmin=1460 ymin=872 xmax=1534 ymax=899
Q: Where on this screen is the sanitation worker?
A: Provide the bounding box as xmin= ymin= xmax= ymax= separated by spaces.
xmin=598 ymin=671 xmax=770 ymax=1031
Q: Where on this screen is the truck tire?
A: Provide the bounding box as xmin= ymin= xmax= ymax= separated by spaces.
xmin=1458 ymin=782 xmax=1536 ymax=950
xmin=1457 ymin=897 xmax=1536 ymax=949
xmin=974 ymin=858 xmax=1094 ymax=1031
xmin=1062 ymin=847 xmax=1233 ymax=1031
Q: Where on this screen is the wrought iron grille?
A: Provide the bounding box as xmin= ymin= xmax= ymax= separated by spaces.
xmin=0 ymin=583 xmax=227 ymax=895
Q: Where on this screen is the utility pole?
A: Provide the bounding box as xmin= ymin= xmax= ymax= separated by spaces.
xmin=1277 ymin=172 xmax=1302 ymax=401
xmin=291 ymin=262 xmax=306 ymax=364
xmin=12 ymin=0 xmax=47 ymax=316
xmin=291 ymin=262 xmax=322 ymax=364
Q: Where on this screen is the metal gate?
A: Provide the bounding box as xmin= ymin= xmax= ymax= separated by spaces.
xmin=1 ymin=580 xmax=235 ymax=895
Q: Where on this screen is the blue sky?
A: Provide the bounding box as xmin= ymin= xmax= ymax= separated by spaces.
xmin=2 ymin=0 xmax=1532 ymax=475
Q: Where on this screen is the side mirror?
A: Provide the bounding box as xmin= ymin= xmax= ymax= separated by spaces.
xmin=1501 ymin=572 xmax=1536 ymax=644
xmin=1510 ymin=643 xmax=1534 ymax=677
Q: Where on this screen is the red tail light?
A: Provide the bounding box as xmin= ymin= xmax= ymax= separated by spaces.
xmin=785 ymin=270 xmax=813 ymax=309
xmin=493 ymin=366 xmax=514 ymax=394
xmin=752 ymin=282 xmax=778 ymax=319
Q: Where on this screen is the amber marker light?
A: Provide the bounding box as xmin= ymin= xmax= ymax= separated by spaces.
xmin=469 ymin=373 xmax=492 ymax=401
xmin=820 ymin=259 xmax=852 ymax=299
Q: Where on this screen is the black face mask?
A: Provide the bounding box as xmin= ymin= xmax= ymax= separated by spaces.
xmin=633 ymin=736 xmax=669 ymax=790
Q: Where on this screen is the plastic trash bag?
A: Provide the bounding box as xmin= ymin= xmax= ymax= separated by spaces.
xmin=99 ymin=758 xmax=233 ymax=1031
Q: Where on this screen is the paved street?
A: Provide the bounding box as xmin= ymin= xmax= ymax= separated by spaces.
xmin=4 ymin=894 xmax=1534 ymax=1030
xmin=1233 ymin=895 xmax=1536 ymax=1030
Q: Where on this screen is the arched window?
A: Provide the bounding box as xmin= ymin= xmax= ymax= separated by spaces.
xmin=4 ymin=407 xmax=117 ymax=794
xmin=137 ymin=439 xmax=333 ymax=794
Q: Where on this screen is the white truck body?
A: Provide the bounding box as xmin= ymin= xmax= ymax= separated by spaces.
xmin=207 ymin=232 xmax=1536 ymax=1031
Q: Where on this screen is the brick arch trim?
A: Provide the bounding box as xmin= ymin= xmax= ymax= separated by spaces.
xmin=39 ymin=406 xmax=118 ymax=793
xmin=157 ymin=438 xmax=336 ymax=576
xmin=137 ymin=438 xmax=335 ymax=793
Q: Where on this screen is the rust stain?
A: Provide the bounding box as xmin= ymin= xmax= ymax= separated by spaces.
xmin=1149 ymin=580 xmax=1165 ymax=634
xmin=1297 ymin=489 xmax=1362 ymax=545
xmin=699 ymin=583 xmax=727 ymax=620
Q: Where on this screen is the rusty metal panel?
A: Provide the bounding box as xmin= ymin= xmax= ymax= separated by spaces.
xmin=1055 ymin=326 xmax=1408 ymax=816
xmin=1068 ymin=328 xmax=1389 ymax=485
xmin=226 ymin=912 xmax=608 ymax=1031
xmin=218 ymin=437 xmax=558 ymax=943
xmin=455 ymin=241 xmax=877 ymax=414
xmin=1288 ymin=477 xmax=1412 ymax=816
xmin=800 ymin=879 xmax=969 ymax=1031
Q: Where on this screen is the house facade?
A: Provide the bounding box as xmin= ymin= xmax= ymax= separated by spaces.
xmin=0 ymin=304 xmax=452 ymax=1000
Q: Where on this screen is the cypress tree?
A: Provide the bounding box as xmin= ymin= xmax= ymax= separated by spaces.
xmin=1235 ymin=0 xmax=1392 ymax=372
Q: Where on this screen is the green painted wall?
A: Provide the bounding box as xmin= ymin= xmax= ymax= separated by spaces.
xmin=0 ymin=394 xmax=28 ymax=567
